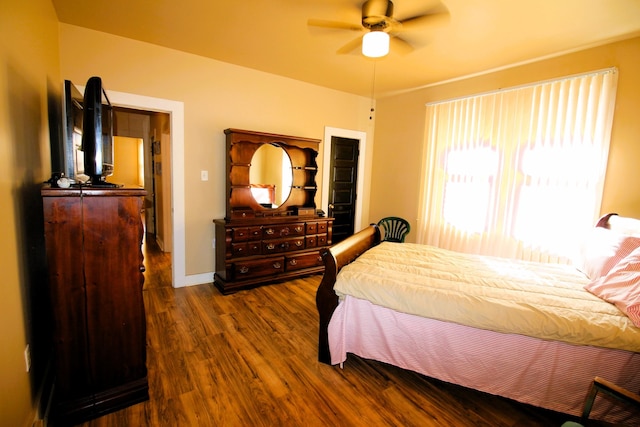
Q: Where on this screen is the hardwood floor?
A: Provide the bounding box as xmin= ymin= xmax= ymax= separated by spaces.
xmin=77 ymin=235 xmax=593 ymax=427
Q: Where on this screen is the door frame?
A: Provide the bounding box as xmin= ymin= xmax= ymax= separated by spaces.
xmin=101 ymin=89 xmax=199 ymax=288
xmin=321 ymin=127 xmax=367 ymax=233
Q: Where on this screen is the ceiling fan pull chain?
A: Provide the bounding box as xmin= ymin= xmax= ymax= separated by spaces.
xmin=370 ymin=61 xmax=377 ymax=120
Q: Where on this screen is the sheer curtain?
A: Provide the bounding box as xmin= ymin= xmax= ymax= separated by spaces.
xmin=417 ymin=68 xmax=618 ymax=263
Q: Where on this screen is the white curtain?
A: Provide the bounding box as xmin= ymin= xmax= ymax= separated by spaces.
xmin=417 ymin=68 xmax=618 ymax=263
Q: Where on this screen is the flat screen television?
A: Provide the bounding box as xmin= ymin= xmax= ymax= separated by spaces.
xmin=81 ymin=76 xmax=116 ymax=186
xmin=52 ymin=80 xmax=83 ymax=182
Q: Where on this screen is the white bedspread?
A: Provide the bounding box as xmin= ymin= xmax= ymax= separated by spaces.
xmin=334 ymin=242 xmax=640 ymax=352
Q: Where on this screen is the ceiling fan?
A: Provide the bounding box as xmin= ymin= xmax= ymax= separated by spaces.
xmin=308 ymin=0 xmax=449 ymax=57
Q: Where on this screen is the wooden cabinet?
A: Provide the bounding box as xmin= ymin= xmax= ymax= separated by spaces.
xmin=42 ymin=186 xmax=148 ymax=425
xmin=214 ymin=129 xmax=333 ymax=293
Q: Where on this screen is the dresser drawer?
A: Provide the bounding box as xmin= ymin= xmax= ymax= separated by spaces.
xmin=317 ymin=221 xmax=329 ymax=234
xmin=285 ymin=252 xmax=324 ymax=271
xmin=248 ymin=226 xmax=263 ymax=239
xmin=305 ymin=235 xmax=317 ymax=248
xmin=305 ymin=222 xmax=318 ymax=234
xmin=231 ymin=240 xmax=262 ymax=257
xmin=263 ymin=237 xmax=305 ymax=254
xmin=232 ymin=226 xmax=262 ymax=242
xmin=233 ymin=257 xmax=285 ymax=280
xmin=263 ymin=223 xmax=305 ymax=238
xmin=247 ymin=241 xmax=262 ymax=256
xmin=231 ymin=242 xmax=248 ymax=257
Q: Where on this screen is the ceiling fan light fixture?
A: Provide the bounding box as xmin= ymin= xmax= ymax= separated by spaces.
xmin=362 ymin=31 xmax=389 ymax=58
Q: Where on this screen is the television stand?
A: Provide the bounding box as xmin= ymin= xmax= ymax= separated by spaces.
xmin=42 ymin=186 xmax=148 ymax=424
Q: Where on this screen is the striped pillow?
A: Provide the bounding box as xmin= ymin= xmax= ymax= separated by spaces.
xmin=575 ymin=227 xmax=640 ymax=280
xmin=585 ymin=246 xmax=640 ymax=327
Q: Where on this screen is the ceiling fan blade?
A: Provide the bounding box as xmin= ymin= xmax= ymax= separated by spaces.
xmin=336 ymin=36 xmax=363 ymax=55
xmin=397 ymin=11 xmax=450 ymax=29
xmin=308 ymin=19 xmax=363 ymax=32
xmin=390 ymin=35 xmax=414 ymax=55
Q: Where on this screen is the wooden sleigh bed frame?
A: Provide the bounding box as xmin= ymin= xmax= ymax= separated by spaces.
xmin=316 ymin=214 xmax=640 ymax=423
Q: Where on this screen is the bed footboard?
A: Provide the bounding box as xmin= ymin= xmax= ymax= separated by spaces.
xmin=316 ymin=224 xmax=381 ymax=364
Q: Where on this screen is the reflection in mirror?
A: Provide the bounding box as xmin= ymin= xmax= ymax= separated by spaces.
xmin=249 ymin=143 xmax=292 ymax=208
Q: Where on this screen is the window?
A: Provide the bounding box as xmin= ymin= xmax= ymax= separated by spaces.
xmin=418 ymin=69 xmax=618 ymax=263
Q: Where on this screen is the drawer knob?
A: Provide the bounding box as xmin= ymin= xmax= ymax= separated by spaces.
xmin=266 ymin=243 xmax=275 ymax=250
xmin=266 ymin=228 xmax=275 ymax=235
xmin=239 ymin=266 xmax=249 ymax=274
xmin=273 ymin=262 xmax=281 ymax=269
xmin=290 ymin=259 xmax=298 ymax=266
xmin=295 ymin=241 xmax=303 ymax=247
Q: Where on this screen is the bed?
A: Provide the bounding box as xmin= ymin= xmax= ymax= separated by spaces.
xmin=316 ymin=213 xmax=640 ymax=424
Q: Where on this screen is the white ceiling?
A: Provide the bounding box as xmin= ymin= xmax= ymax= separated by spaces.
xmin=52 ymin=0 xmax=640 ymax=98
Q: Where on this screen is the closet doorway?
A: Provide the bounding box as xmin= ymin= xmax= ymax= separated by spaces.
xmin=322 ymin=127 xmax=367 ymax=240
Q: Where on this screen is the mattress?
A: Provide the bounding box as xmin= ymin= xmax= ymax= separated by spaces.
xmin=333 ymin=242 xmax=640 ymax=352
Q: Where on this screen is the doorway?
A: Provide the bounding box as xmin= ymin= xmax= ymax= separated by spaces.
xmin=321 ymin=127 xmax=367 ymax=241
xmin=113 ymin=107 xmax=171 ymax=252
xmin=327 ymin=137 xmax=359 ymax=244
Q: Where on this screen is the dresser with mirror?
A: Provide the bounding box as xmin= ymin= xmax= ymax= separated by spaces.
xmin=214 ymin=128 xmax=333 ymax=294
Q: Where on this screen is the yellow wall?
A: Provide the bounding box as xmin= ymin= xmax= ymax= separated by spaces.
xmin=372 ymin=37 xmax=640 ymax=242
xmin=111 ymin=136 xmax=144 ymax=187
xmin=0 ymin=0 xmax=61 ymax=425
xmin=58 ymin=24 xmax=375 ymax=275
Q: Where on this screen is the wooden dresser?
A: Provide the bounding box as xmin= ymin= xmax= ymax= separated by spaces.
xmin=42 ymin=186 xmax=148 ymax=425
xmin=214 ymin=217 xmax=332 ymax=293
xmin=214 ymin=129 xmax=333 ymax=294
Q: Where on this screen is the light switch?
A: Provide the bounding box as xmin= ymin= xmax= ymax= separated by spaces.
xmin=201 ymin=170 xmax=208 ymax=181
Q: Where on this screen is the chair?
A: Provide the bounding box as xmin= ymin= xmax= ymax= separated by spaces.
xmin=561 ymin=376 xmax=640 ymax=427
xmin=377 ymin=217 xmax=410 ymax=243
xmin=583 ymin=376 xmax=640 ymax=420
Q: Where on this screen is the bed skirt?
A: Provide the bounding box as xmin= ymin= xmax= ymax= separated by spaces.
xmin=328 ymin=295 xmax=640 ymax=424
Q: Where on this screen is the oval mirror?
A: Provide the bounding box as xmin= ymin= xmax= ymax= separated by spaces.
xmin=249 ymin=143 xmax=292 ymax=208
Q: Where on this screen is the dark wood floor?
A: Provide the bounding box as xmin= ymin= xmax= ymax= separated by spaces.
xmin=77 ymin=235 xmax=599 ymax=427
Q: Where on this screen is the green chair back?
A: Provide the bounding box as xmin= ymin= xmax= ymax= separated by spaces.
xmin=377 ymin=217 xmax=410 ymax=243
